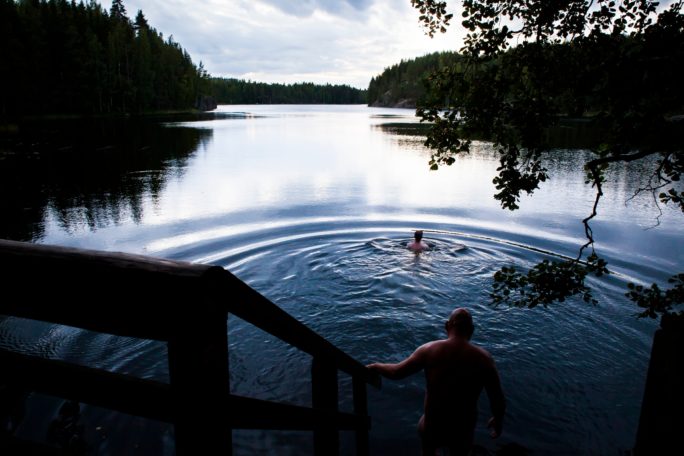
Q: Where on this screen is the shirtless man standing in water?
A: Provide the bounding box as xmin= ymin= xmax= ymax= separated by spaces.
xmin=367 ymin=308 xmax=506 ymax=455
xmin=408 ymin=230 xmax=429 ymax=252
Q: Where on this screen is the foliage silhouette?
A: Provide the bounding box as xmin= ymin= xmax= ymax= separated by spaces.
xmin=411 ymin=0 xmax=684 ymax=317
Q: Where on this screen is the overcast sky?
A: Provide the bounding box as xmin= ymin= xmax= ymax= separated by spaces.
xmin=123 ymin=0 xmax=466 ymax=89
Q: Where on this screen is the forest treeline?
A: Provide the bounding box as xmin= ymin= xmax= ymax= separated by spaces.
xmin=370 ymin=34 xmax=684 ymax=118
xmin=0 ymin=0 xmax=367 ymax=117
xmin=210 ymin=79 xmax=366 ymax=105
xmin=0 ymin=0 xmax=211 ymax=116
xmin=367 ymin=51 xmax=461 ymax=108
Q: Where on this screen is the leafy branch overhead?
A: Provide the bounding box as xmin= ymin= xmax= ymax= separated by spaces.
xmin=627 ymin=274 xmax=684 ymax=319
xmin=411 ymin=0 xmax=453 ymax=37
xmin=412 ymin=0 xmax=684 ymax=316
xmin=492 ymin=254 xmax=608 ymax=308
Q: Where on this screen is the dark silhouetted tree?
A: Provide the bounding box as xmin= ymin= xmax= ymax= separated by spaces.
xmin=210 ymin=79 xmax=367 ymax=104
xmin=0 ymin=0 xmax=211 ymax=116
xmin=367 ymin=51 xmax=461 ymax=107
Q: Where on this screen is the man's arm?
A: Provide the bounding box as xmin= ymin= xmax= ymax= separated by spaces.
xmin=366 ymin=344 xmax=427 ymax=380
xmin=484 ymin=356 xmax=506 ymax=438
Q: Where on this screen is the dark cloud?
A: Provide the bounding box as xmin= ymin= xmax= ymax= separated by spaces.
xmin=258 ymin=0 xmax=373 ymax=18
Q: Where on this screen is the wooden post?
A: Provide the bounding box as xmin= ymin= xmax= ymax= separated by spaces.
xmin=353 ymin=376 xmax=370 ymax=455
xmin=634 ymin=313 xmax=684 ymax=454
xmin=168 ymin=269 xmax=231 ymax=455
xmin=312 ymin=356 xmax=339 ymax=456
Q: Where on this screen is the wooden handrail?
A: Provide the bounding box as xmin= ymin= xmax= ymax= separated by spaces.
xmin=0 ymin=239 xmax=381 ymax=387
xmin=0 ymin=239 xmax=215 ymax=341
xmin=0 ymin=347 xmax=174 ymax=423
xmin=0 ymin=239 xmax=380 ymax=454
xmin=219 ymin=270 xmax=381 ymax=388
xmin=0 ymin=239 xmax=212 ymax=276
xmin=0 ymin=348 xmax=369 ymax=431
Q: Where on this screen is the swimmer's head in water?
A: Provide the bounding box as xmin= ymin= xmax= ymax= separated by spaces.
xmin=414 ymin=230 xmax=423 ymax=242
xmin=446 ymin=308 xmax=475 ymax=340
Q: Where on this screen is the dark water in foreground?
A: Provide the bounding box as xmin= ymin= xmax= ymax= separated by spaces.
xmin=1 ymin=105 xmax=682 ymax=454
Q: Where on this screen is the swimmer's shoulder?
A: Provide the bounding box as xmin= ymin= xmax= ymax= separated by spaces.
xmin=407 ymin=241 xmax=429 ymax=252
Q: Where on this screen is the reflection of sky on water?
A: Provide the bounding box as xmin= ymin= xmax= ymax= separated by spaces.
xmin=38 ymin=105 xmax=681 ymax=282
xmin=170 ymin=108 xmax=675 ymax=230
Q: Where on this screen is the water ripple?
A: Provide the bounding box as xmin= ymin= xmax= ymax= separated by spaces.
xmin=3 ymin=215 xmax=661 ymax=454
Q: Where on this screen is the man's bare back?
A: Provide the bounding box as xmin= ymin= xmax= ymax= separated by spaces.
xmin=367 ymin=308 xmax=505 ymax=455
xmin=408 ymin=230 xmax=429 ymax=252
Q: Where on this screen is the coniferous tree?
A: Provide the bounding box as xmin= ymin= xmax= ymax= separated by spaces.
xmin=367 ymin=52 xmax=461 ymax=107
xmin=109 ymin=0 xmax=125 ymax=20
xmin=209 ymin=79 xmax=367 ymax=104
xmin=0 ymin=0 xmax=211 ymax=117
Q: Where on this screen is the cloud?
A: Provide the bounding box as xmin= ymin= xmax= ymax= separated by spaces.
xmin=124 ymin=0 xmax=466 ymax=88
xmin=122 ymin=0 xmax=681 ymax=88
xmin=257 ymin=0 xmax=373 ymax=18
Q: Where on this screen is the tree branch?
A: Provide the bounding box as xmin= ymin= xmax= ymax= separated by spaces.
xmin=578 ymin=149 xmax=661 ymax=260
xmin=625 ymin=152 xmax=674 ymax=228
xmin=585 ymin=149 xmax=658 ymax=169
xmin=578 ymin=162 xmax=604 ymax=261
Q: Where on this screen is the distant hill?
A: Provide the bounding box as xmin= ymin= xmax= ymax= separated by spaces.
xmin=210 ymin=79 xmax=367 ymax=104
xmin=367 ymin=52 xmax=461 ymax=108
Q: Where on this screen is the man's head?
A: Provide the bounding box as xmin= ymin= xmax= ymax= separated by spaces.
xmin=445 ymin=308 xmax=474 ymax=340
xmin=414 ymin=230 xmax=423 ymax=242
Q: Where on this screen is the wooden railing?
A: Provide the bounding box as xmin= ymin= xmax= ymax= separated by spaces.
xmin=0 ymin=239 xmax=381 ymax=455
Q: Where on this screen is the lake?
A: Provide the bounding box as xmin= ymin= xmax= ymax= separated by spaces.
xmin=1 ymin=105 xmax=682 ymax=454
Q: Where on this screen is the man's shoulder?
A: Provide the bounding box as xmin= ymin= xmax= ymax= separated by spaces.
xmin=468 ymin=342 xmax=490 ymax=354
xmin=468 ymin=342 xmax=496 ymax=363
xmin=407 ymin=242 xmax=424 ymax=250
xmin=418 ymin=339 xmax=442 ymax=351
xmin=416 ymin=339 xmax=447 ymax=356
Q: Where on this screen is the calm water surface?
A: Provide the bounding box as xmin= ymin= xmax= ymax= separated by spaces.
xmin=1 ymin=105 xmax=682 ymax=455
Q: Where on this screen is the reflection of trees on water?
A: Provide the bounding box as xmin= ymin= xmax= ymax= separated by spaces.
xmin=0 ymin=118 xmax=212 ymax=241
xmin=374 ymin=117 xmax=603 ymax=150
xmin=376 ymin=121 xmax=676 ymax=222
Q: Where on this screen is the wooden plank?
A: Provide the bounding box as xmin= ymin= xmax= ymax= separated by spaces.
xmin=0 ymin=239 xmax=220 ymax=341
xmin=220 ymin=270 xmax=382 ymax=389
xmin=0 ymin=348 xmax=368 ymax=431
xmin=0 ymin=348 xmax=173 ymax=423
xmin=312 ymin=357 xmax=339 ymax=456
xmin=168 ymin=267 xmax=231 ymax=455
xmin=353 ymin=376 xmax=370 ymax=455
xmin=0 ymin=239 xmax=211 ymax=277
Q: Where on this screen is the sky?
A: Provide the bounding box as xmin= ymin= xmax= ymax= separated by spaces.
xmin=123 ymin=0 xmax=467 ymax=89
